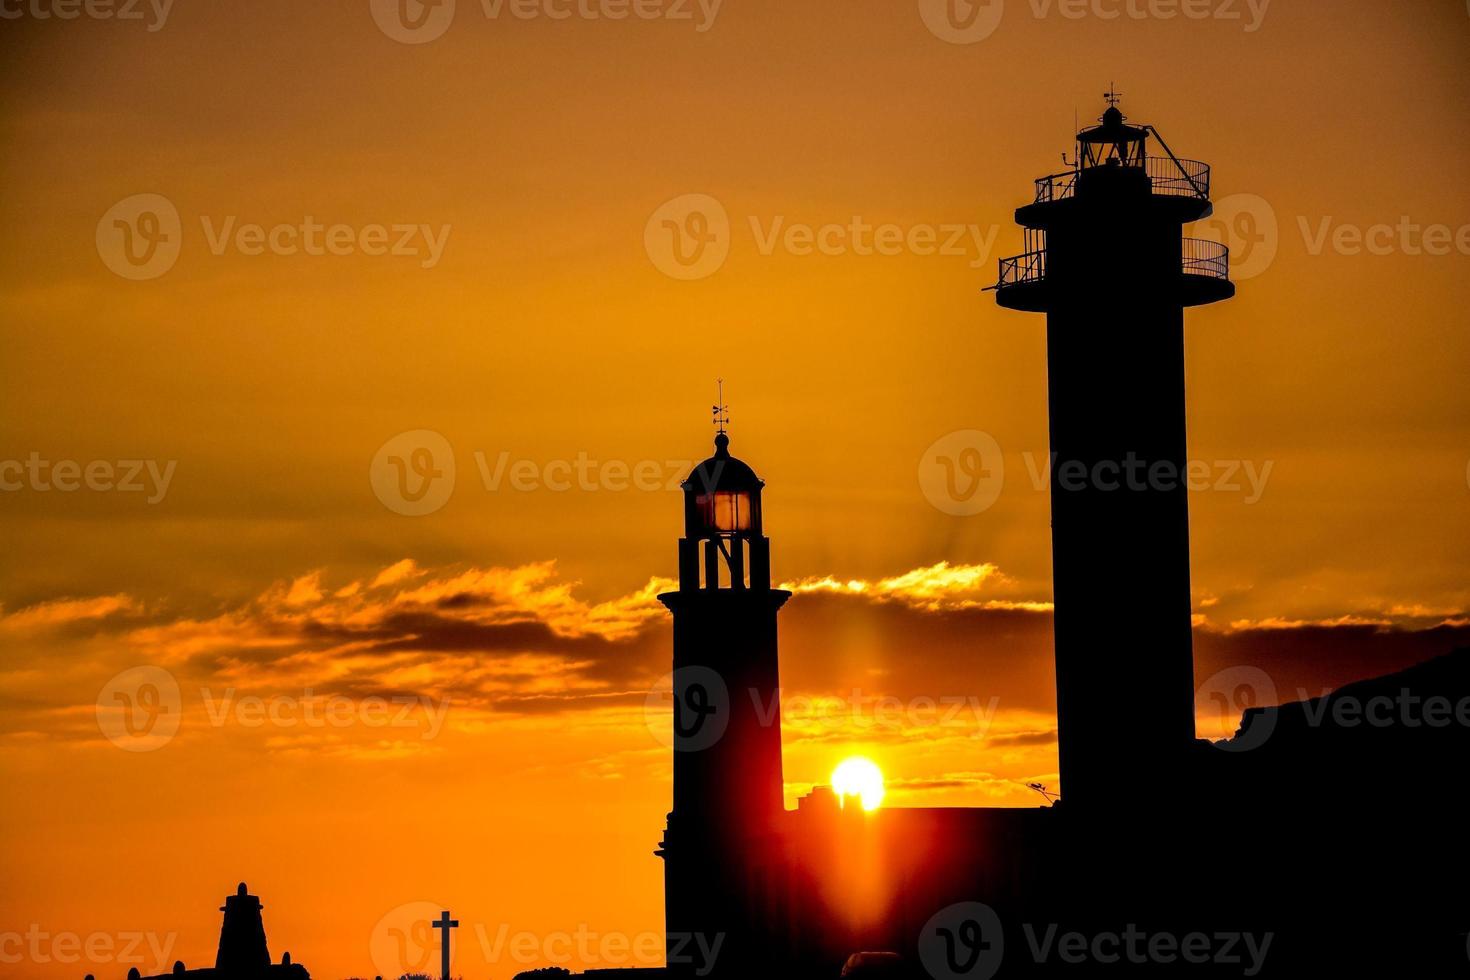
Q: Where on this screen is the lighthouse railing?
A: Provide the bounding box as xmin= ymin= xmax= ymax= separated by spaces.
xmin=1181 ymin=238 xmax=1230 ymax=280
xmin=996 ymin=249 xmax=1047 ymax=287
xmin=991 ymin=239 xmax=1229 ymax=291
xmin=1033 ymin=157 xmax=1211 ymax=203
xmin=1034 ymin=171 xmax=1078 ymax=203
xmin=1146 ymin=156 xmax=1211 ymax=198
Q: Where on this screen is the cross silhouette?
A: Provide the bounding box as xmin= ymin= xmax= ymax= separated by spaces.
xmin=427 ymin=910 xmax=458 ymax=980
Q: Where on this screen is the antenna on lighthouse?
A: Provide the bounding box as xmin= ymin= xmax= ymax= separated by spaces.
xmin=712 ymin=378 xmax=729 ymax=435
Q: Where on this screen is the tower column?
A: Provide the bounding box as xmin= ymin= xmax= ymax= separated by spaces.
xmin=992 ymin=98 xmax=1234 ymax=812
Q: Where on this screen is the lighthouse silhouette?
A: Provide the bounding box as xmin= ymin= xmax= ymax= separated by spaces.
xmin=655 ymin=422 xmax=790 ymax=976
xmin=991 ymin=92 xmax=1235 ymax=811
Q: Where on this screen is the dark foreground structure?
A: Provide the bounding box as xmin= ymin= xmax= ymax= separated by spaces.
xmin=636 ymin=99 xmax=1470 ymax=978
xmin=108 ymin=883 xmax=309 ymax=980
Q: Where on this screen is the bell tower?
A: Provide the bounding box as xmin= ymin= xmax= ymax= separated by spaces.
xmin=656 ymin=405 xmax=789 ymax=976
xmin=990 ymin=94 xmax=1234 ymax=812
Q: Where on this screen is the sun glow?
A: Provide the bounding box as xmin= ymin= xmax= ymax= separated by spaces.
xmin=831 ymin=757 xmax=886 ymax=811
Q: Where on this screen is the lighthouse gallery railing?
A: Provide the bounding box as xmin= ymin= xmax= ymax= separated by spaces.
xmin=1033 ymin=157 xmax=1212 ymax=203
xmin=994 ymin=239 xmax=1229 ymax=289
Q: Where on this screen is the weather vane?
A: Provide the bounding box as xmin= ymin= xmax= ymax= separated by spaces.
xmin=712 ymin=378 xmax=729 ymax=435
xmin=1104 ymin=83 xmax=1123 ymax=109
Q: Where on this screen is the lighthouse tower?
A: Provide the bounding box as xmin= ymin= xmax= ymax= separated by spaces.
xmin=656 ymin=415 xmax=789 ymax=975
xmin=991 ymin=94 xmax=1234 ymax=811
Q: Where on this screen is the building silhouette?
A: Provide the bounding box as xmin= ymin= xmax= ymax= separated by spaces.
xmin=107 ymin=883 xmax=310 ymax=980
xmin=635 ymin=98 xmax=1469 ymax=977
xmin=991 ymin=96 xmax=1232 ymax=813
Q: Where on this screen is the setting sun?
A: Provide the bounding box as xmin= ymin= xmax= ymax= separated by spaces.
xmin=831 ymin=757 xmax=886 ymax=811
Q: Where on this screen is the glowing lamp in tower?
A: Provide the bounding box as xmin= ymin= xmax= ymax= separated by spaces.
xmin=695 ymin=482 xmax=756 ymax=535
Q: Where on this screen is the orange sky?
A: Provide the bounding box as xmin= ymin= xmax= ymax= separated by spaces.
xmin=2 ymin=1 xmax=1469 ymax=978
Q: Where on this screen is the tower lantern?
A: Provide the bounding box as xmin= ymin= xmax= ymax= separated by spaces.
xmin=680 ymin=431 xmax=770 ymax=591
xmin=1077 ymin=102 xmax=1148 ymax=172
xmin=990 ymin=94 xmax=1234 ymax=812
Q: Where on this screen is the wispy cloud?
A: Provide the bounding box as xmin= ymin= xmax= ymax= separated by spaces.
xmin=780 ymin=561 xmax=1051 ymax=612
xmin=0 ymin=594 xmax=140 ymax=631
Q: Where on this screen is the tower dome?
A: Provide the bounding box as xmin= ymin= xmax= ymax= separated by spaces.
xmin=683 ymin=432 xmax=763 ymax=494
